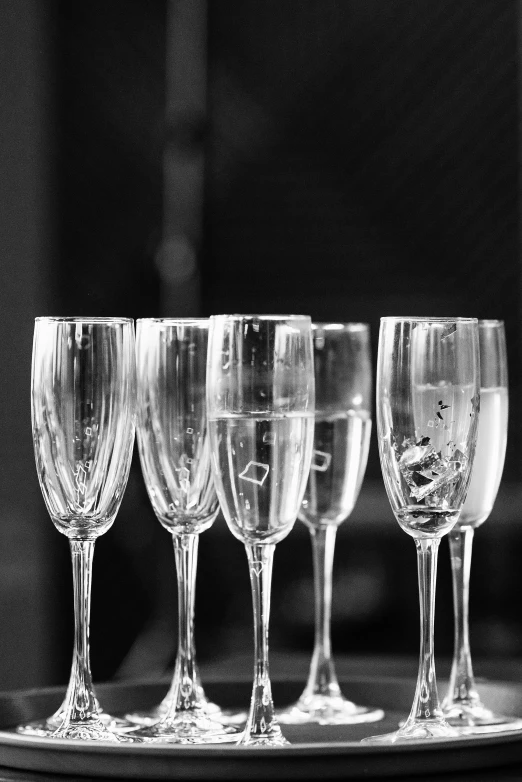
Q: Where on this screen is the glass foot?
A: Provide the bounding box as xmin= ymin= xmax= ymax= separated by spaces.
xmin=126 ymin=700 xmax=246 ymax=729
xmin=130 ymin=710 xmax=241 ymax=744
xmin=52 ymin=718 xmax=140 ymax=742
xmin=277 ymin=693 xmax=384 ymax=726
xmin=239 ymin=724 xmax=290 ymax=747
xmin=443 ymin=702 xmax=522 ymax=734
xmin=362 ymin=716 xmax=459 ymax=744
xmin=17 ymin=709 xmax=136 ymax=738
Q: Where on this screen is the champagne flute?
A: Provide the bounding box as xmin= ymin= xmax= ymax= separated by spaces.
xmin=442 ymin=320 xmax=522 ymax=732
xmin=207 ymin=314 xmax=315 ymax=746
xmin=128 ymin=318 xmax=239 ymax=743
xmin=364 ymin=317 xmax=480 ymax=743
xmin=20 ymin=317 xmax=137 ymax=741
xmin=278 ymin=323 xmax=383 ymax=725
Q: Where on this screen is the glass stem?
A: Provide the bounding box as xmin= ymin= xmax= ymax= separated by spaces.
xmin=444 ymin=526 xmax=479 ymax=707
xmin=302 ymin=524 xmax=340 ymax=700
xmin=164 ymin=533 xmax=201 ymax=718
xmin=409 ymin=538 xmax=443 ymax=724
xmin=244 ymin=543 xmax=279 ymax=741
xmin=60 ymin=539 xmax=99 ymax=725
xmin=161 ymin=533 xmax=205 ymax=713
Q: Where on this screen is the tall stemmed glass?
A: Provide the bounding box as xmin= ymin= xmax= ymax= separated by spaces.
xmin=442 ymin=320 xmax=521 ymax=732
xmin=278 ymin=323 xmax=383 ymax=726
xmin=365 ymin=317 xmax=480 ymax=743
xmin=20 ymin=317 xmax=137 ymax=741
xmin=207 ymin=315 xmax=315 ymax=746
xmin=128 ymin=318 xmax=238 ymax=743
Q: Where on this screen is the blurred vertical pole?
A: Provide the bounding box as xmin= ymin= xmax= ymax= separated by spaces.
xmin=159 ymin=0 xmax=207 ymax=316
xmin=519 ymin=0 xmax=522 ymax=481
xmin=518 ymin=1 xmax=522 ymax=483
xmin=0 ymin=0 xmax=57 ymax=686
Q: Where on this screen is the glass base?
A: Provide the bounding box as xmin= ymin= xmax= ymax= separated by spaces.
xmin=51 ymin=718 xmax=139 ymax=742
xmin=17 ymin=709 xmax=136 ymax=739
xmin=443 ymin=702 xmax=522 ymax=734
xmin=239 ymin=724 xmax=290 ymax=747
xmin=130 ymin=710 xmax=241 ymax=744
xmin=277 ymin=693 xmax=384 ymax=726
xmin=126 ymin=700 xmax=247 ymax=729
xmin=362 ymin=717 xmax=459 ymax=744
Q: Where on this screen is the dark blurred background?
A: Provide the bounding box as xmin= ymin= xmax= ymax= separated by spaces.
xmin=0 ymin=0 xmax=520 ymax=690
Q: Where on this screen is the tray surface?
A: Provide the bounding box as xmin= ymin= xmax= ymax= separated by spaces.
xmin=0 ymin=677 xmax=521 ymax=780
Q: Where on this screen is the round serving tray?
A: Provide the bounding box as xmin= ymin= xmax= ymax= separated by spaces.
xmin=0 ymin=677 xmax=521 ymax=780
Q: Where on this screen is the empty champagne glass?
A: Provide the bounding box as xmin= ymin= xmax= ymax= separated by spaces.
xmin=128 ymin=318 xmax=239 ymax=743
xmin=20 ymin=317 xmax=137 ymax=741
xmin=364 ymin=317 xmax=480 ymax=743
xmin=278 ymin=323 xmax=383 ymax=726
xmin=207 ymin=315 xmax=315 ymax=746
xmin=442 ymin=320 xmax=521 ymax=732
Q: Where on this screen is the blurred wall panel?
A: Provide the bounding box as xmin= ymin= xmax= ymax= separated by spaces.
xmin=0 ymin=0 xmax=58 ymax=687
xmin=202 ymin=0 xmax=520 ymax=481
xmin=1 ymin=0 xmax=169 ymax=689
xmin=53 ymin=0 xmax=170 ymax=685
xmin=56 ymin=0 xmax=165 ymax=319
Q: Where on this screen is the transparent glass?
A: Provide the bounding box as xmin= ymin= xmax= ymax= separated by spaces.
xmin=207 ymin=315 xmax=315 ymax=746
xmin=277 ymin=323 xmax=383 ymax=725
xmin=128 ymin=318 xmax=239 ymax=743
xmin=19 ymin=317 xmax=137 ymax=741
xmin=364 ymin=317 xmax=480 ymax=743
xmin=442 ymin=320 xmax=521 ymax=732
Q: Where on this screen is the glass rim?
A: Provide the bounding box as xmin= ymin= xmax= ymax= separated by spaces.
xmin=479 ymin=319 xmax=504 ymax=327
xmin=137 ymin=317 xmax=208 ymax=325
xmin=209 ymin=314 xmax=311 ymax=321
xmin=380 ymin=316 xmax=478 ymax=323
xmin=313 ymin=322 xmax=369 ymax=331
xmin=35 ymin=316 xmax=133 ymax=324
